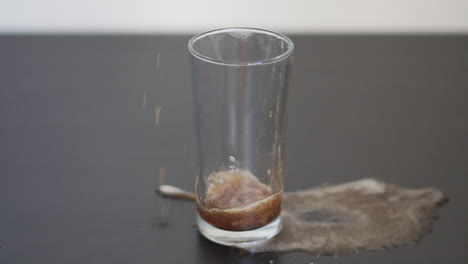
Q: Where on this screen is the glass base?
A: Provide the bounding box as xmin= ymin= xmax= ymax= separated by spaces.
xmin=197 ymin=214 xmax=282 ymax=246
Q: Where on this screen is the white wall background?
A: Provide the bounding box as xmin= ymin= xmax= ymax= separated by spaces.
xmin=1 ymin=0 xmax=468 ymax=33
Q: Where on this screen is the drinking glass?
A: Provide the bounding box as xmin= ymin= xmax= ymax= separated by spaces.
xmin=188 ymin=28 xmax=293 ymax=246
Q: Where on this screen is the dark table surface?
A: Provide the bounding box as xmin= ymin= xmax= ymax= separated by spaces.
xmin=1 ymin=34 xmax=467 ymax=264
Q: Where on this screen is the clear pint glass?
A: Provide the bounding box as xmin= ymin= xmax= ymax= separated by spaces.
xmin=188 ymin=28 xmax=294 ymax=245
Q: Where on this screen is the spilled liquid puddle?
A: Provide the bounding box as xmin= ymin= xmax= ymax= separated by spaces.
xmin=159 ymin=178 xmax=448 ymax=256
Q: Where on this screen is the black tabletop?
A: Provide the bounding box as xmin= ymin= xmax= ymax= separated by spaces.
xmin=1 ymin=35 xmax=467 ymax=264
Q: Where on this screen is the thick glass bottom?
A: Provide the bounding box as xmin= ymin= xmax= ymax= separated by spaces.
xmin=197 ymin=214 xmax=282 ymax=246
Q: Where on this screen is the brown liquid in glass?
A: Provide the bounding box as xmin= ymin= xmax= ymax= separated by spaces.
xmin=197 ymin=170 xmax=282 ymax=231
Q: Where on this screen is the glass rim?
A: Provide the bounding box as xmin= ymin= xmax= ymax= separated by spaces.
xmin=188 ymin=27 xmax=294 ymax=66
